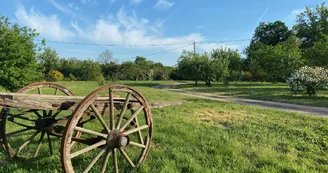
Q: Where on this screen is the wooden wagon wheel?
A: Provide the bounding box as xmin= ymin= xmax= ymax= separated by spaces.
xmin=61 ymin=85 xmax=153 ymax=173
xmin=0 ymin=82 xmax=76 ymax=159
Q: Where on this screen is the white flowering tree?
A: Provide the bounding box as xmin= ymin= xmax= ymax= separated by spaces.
xmin=288 ymin=66 xmax=328 ymax=96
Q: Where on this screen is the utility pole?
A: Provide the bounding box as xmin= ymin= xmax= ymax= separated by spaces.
xmin=193 ymin=41 xmax=196 ymax=55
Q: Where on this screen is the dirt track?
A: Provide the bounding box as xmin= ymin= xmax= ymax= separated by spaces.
xmin=153 ymin=83 xmax=328 ymax=117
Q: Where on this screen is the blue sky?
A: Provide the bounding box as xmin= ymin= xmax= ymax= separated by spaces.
xmin=0 ymin=0 xmax=326 ymax=66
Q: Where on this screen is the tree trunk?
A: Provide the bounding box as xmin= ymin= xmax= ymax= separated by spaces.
xmin=195 ymin=79 xmax=198 ymax=87
xmin=205 ymin=80 xmax=211 ymax=87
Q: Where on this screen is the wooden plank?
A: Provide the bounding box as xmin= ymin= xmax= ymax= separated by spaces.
xmin=0 ymin=92 xmax=139 ymax=111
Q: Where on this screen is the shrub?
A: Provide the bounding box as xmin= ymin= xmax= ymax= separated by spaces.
xmin=244 ymin=71 xmax=252 ymax=81
xmin=288 ymin=66 xmax=328 ymax=96
xmin=96 ymin=74 xmax=106 ymax=86
xmin=47 ymin=70 xmax=64 ymax=81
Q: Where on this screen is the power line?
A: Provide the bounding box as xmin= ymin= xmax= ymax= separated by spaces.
xmin=35 ymin=38 xmax=252 ymax=47
xmin=117 ymin=43 xmax=193 ymax=61
xmin=197 ymin=39 xmax=251 ymax=44
xmin=35 ymin=39 xmax=191 ymax=47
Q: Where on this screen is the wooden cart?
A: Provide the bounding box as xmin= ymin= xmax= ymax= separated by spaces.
xmin=0 ymin=82 xmax=152 ymax=173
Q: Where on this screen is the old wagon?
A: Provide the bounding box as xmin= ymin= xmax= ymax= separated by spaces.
xmin=0 ymin=82 xmax=153 ymax=173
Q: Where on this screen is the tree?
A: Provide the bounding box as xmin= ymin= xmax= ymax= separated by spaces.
xmin=303 ymin=34 xmax=328 ymax=68
xmin=134 ymin=56 xmax=152 ymax=80
xmin=37 ymin=46 xmax=60 ymax=75
xmin=177 ymin=49 xmax=230 ymax=87
xmin=177 ymin=51 xmax=203 ymax=86
xmin=77 ymin=60 xmax=102 ymax=81
xmin=248 ymin=36 xmax=303 ymax=81
xmin=58 ymin=58 xmax=81 ymax=80
xmin=98 ymin=49 xmax=113 ymax=65
xmin=294 ymin=3 xmax=328 ymax=49
xmin=0 ymin=16 xmax=42 ymax=91
xmin=210 ymin=48 xmax=230 ymax=84
xmin=253 ymin=21 xmax=292 ymax=46
xmin=121 ymin=61 xmax=138 ymax=80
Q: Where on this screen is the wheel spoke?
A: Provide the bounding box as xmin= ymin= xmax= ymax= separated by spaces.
xmin=7 ymin=114 xmax=36 ymax=122
xmin=113 ymin=148 xmax=118 ymax=173
xmin=8 ymin=119 xmax=35 ymax=129
xmin=119 ymin=106 xmax=144 ymax=131
xmin=47 ymin=132 xmax=53 ymax=155
xmin=34 ymin=132 xmax=45 ymax=157
xmin=115 ymin=93 xmax=131 ymax=129
xmin=71 ymin=140 xmax=106 ymax=158
xmin=109 ymin=89 xmax=114 ymax=130
xmin=83 ymin=148 xmax=106 ymax=173
xmin=42 ymin=110 xmax=47 ymax=117
xmin=74 ymin=126 xmax=108 ymax=138
xmin=38 ymin=87 xmax=42 ymax=95
xmin=134 ymin=116 xmax=144 ymax=145
xmin=54 ymin=88 xmax=59 ymax=95
xmin=16 ymin=131 xmax=40 ymax=156
xmin=124 ymin=125 xmax=149 ymax=135
xmin=33 ymin=110 xmax=43 ymax=119
xmin=47 ymin=110 xmax=53 ymax=117
xmin=119 ymin=148 xmax=136 ymax=168
xmin=129 ymin=141 xmax=146 ymax=148
xmin=101 ymin=149 xmax=111 ymax=173
xmin=77 ymin=117 xmax=95 ymax=126
xmin=90 ymin=104 xmax=110 ymax=133
xmin=52 ymin=111 xmax=61 ymax=118
xmin=6 ymin=128 xmax=33 ymax=137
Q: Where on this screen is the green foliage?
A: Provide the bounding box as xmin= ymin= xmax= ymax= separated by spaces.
xmin=47 ymin=69 xmax=63 ymax=81
xmin=303 ymin=34 xmax=328 ymax=67
xmin=96 ymin=74 xmax=106 ymax=86
xmin=211 ymin=48 xmax=242 ymax=82
xmin=177 ymin=49 xmax=230 ymax=86
xmin=246 ymin=36 xmax=303 ymax=82
xmin=253 ymin=21 xmax=292 ymax=46
xmin=37 ymin=46 xmax=60 ymax=75
xmin=294 ymin=3 xmax=328 ymax=49
xmin=0 ymin=15 xmax=42 ymax=91
xmin=77 ymin=60 xmax=102 ymax=81
xmin=288 ymin=66 xmax=328 ymax=96
xmin=177 ymin=51 xmax=202 ymax=86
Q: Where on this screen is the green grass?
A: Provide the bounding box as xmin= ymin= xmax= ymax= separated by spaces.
xmin=177 ymin=81 xmax=328 ymax=107
xmin=1 ymin=81 xmax=328 ymax=172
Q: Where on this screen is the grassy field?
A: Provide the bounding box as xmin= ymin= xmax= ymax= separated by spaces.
xmin=1 ymin=81 xmax=328 ymax=172
xmin=177 ymin=81 xmax=328 ymax=107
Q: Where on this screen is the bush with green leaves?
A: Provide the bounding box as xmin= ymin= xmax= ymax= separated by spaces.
xmin=288 ymin=66 xmax=328 ymax=96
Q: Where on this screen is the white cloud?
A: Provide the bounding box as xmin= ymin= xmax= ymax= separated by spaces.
xmin=70 ymin=8 xmax=239 ymax=53
xmin=154 ymin=0 xmax=175 ymax=10
xmin=131 ymin=0 xmax=144 ymax=4
xmin=15 ymin=4 xmax=74 ymax=41
xmin=81 ymin=0 xmax=98 ymax=5
xmin=48 ymin=0 xmax=76 ymax=16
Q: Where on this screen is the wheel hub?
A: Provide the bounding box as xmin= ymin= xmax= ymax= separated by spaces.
xmin=35 ymin=117 xmax=57 ymax=132
xmin=106 ymin=129 xmax=130 ymax=149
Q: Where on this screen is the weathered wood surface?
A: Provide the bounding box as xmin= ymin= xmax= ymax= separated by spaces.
xmin=0 ymin=92 xmax=138 ymax=111
xmin=0 ymin=92 xmax=186 ymax=111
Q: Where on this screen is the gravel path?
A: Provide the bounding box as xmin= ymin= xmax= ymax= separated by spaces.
xmin=154 ymin=83 xmax=328 ymax=117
